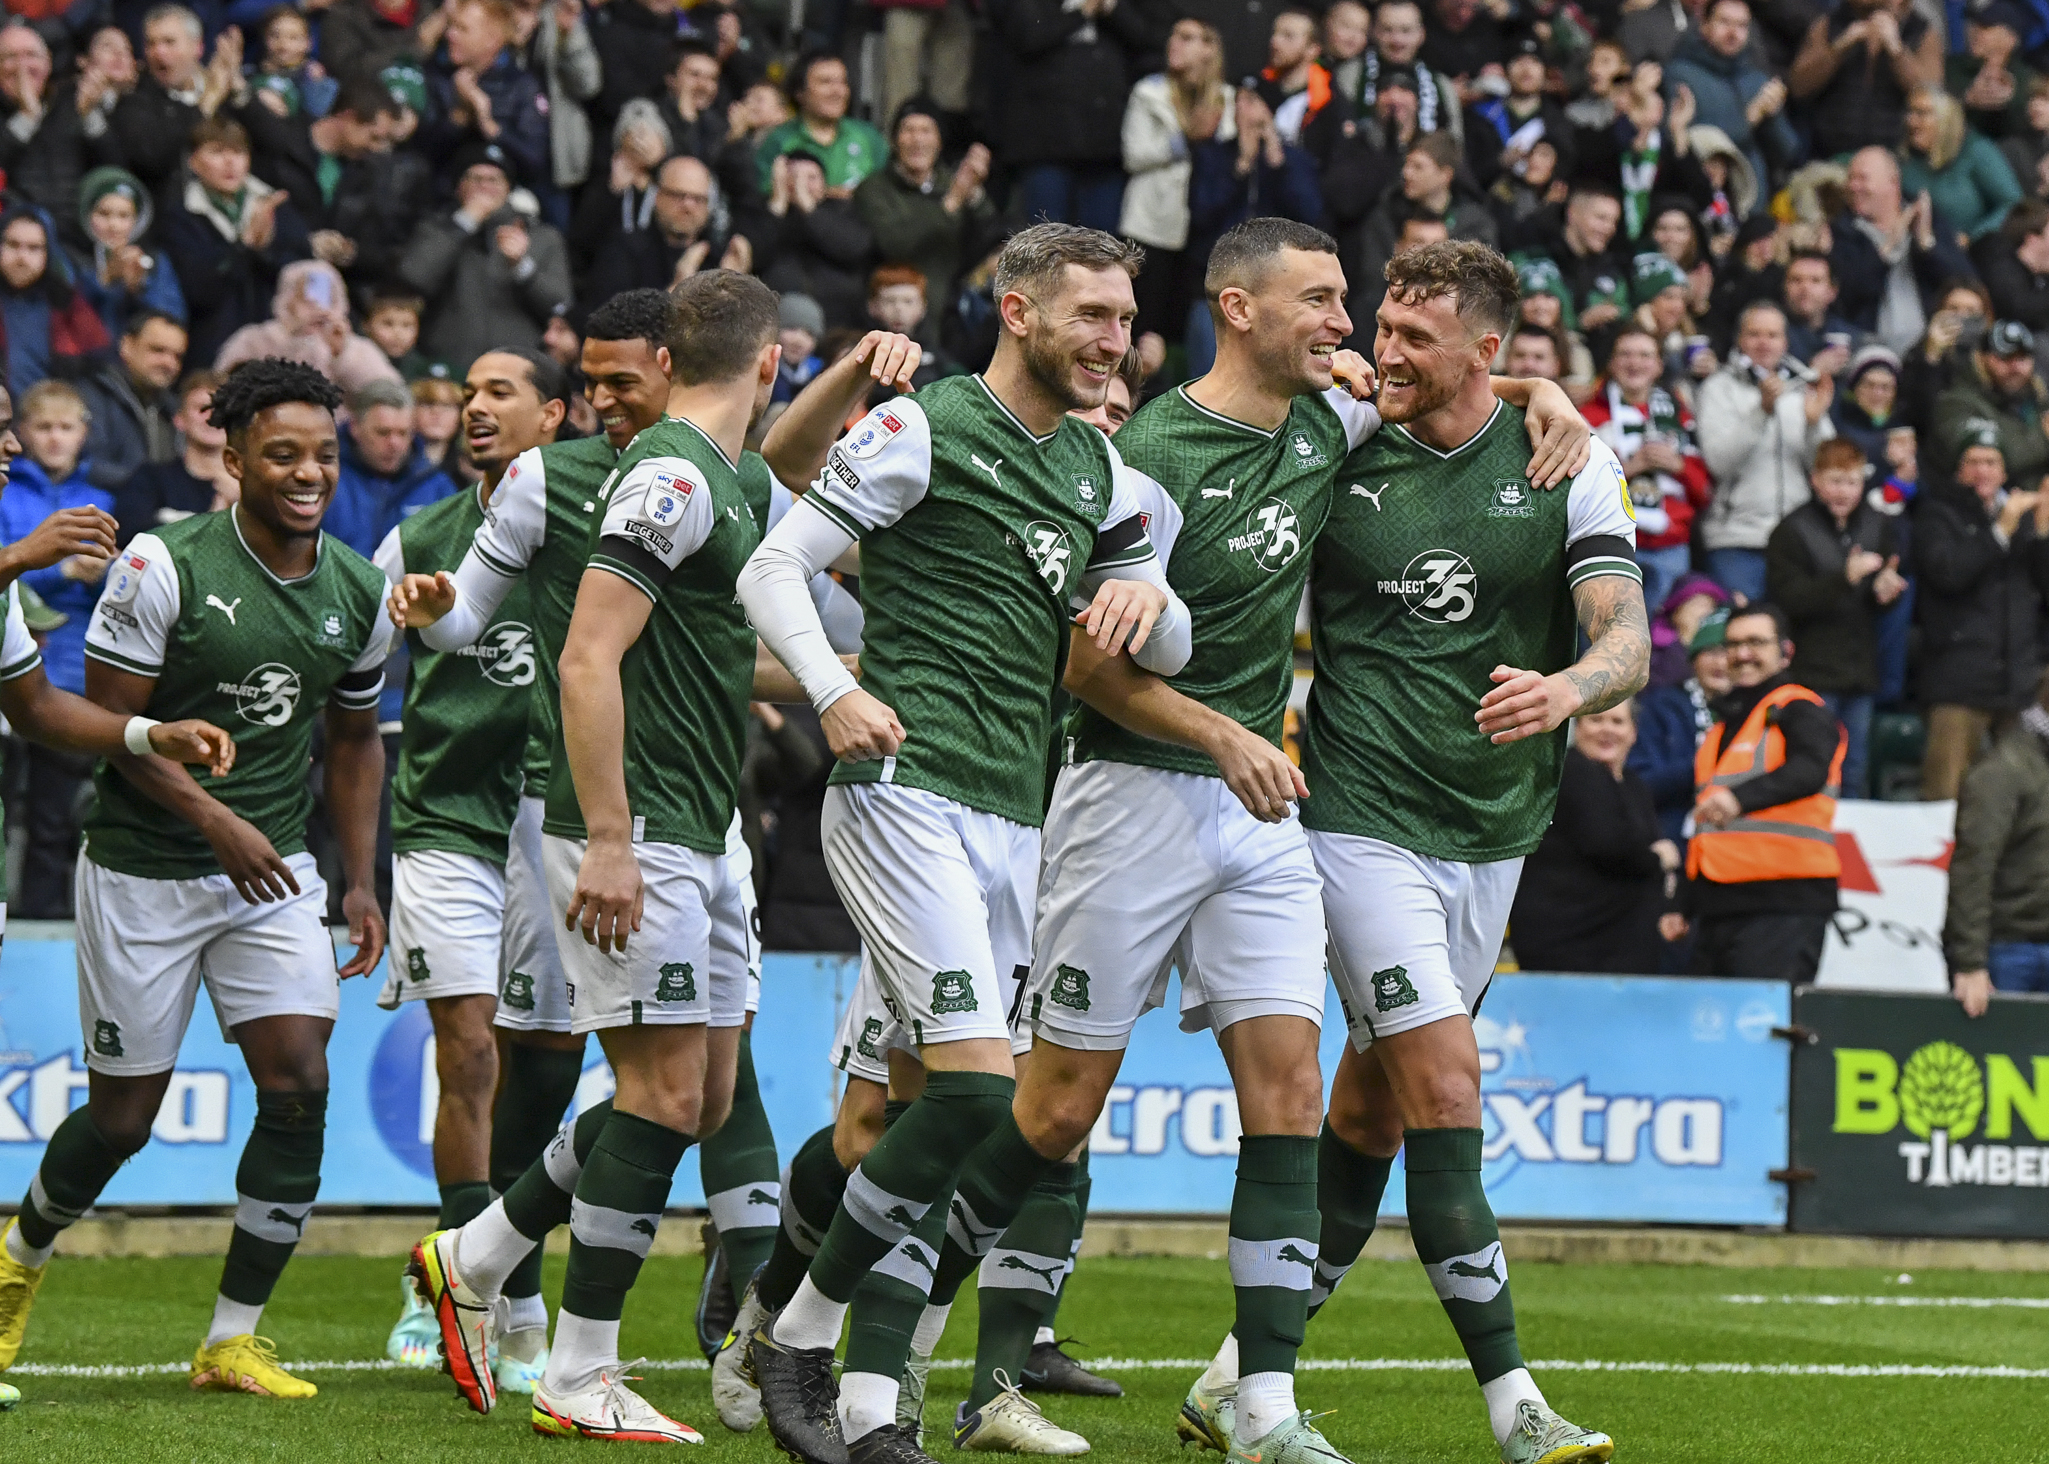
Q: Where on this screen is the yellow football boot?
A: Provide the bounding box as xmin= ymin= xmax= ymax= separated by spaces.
xmin=190 ymin=1334 xmax=318 ymax=1398
xmin=0 ymin=1219 xmax=48 ymax=1370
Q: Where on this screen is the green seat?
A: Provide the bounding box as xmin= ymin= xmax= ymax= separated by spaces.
xmin=1869 ymin=711 xmax=1926 ymax=801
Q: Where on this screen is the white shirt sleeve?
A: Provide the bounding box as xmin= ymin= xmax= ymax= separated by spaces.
xmin=1322 ymin=385 xmax=1383 ymax=450
xmin=1075 ymin=451 xmax=1187 ymax=675
xmin=369 ymin=527 xmax=408 ymax=662
xmin=738 ymin=496 xmax=863 ymax=714
xmin=588 ymin=455 xmax=717 ymax=599
xmin=803 ymin=400 xmax=932 ymax=538
xmin=0 ymin=583 xmax=41 ymax=682
xmin=1563 ymin=437 xmax=1643 ymax=590
xmin=420 ymin=455 xmax=544 ymax=651
xmin=85 ymin=532 xmax=181 ymax=677
xmin=775 ymin=478 xmax=865 ymax=649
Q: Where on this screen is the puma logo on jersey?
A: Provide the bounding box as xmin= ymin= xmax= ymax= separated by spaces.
xmin=1202 ymin=477 xmax=1236 ymax=500
xmin=971 ymin=453 xmax=1004 ymax=489
xmin=206 ymin=594 xmax=242 ymax=624
xmin=1350 ymin=483 xmax=1387 ymax=510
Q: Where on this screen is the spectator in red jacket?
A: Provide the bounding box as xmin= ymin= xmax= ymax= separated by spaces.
xmin=1585 ymin=324 xmax=1712 ymax=616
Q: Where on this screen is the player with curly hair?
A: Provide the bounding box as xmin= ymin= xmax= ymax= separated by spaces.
xmin=0 ymin=358 xmax=394 ymax=1401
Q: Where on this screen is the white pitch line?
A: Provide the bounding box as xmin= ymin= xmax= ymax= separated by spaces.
xmin=13 ymin=1357 xmax=2049 ymax=1381
xmin=1723 ymin=1294 xmax=2049 ymax=1309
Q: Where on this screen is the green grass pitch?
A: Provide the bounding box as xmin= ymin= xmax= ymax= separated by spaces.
xmin=4 ymin=1248 xmax=2046 ymax=1461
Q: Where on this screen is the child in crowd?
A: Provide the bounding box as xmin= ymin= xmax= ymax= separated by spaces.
xmin=250 ymin=4 xmax=337 ymax=117
xmin=865 ymin=265 xmax=960 ymax=388
xmin=367 ymin=292 xmax=433 ymax=379
xmin=773 ymin=292 xmax=825 ymax=403
xmin=410 ymin=375 xmax=468 ymax=479
xmin=0 ymin=382 xmax=118 ymax=917
xmin=71 ymin=167 xmax=186 ymax=340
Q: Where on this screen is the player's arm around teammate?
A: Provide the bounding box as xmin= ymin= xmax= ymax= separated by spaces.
xmin=760 ymin=330 xmax=923 ymax=491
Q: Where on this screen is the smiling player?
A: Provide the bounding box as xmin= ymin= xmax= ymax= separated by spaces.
xmin=0 ymin=358 xmax=389 ymax=1401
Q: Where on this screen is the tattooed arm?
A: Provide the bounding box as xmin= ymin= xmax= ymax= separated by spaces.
xmin=1474 ymin=573 xmax=1651 ymax=744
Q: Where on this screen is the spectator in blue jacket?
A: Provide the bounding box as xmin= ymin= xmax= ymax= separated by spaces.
xmin=1663 ymin=0 xmax=1798 ymax=197
xmin=69 ymin=167 xmax=186 ymax=341
xmin=0 ymin=379 xmax=117 ymax=916
xmin=1629 ymin=606 xmax=1736 ymax=846
xmin=328 ymin=376 xmax=457 ymax=561
xmin=1186 ymin=89 xmax=1323 ymax=375
xmin=417 ymin=0 xmax=550 ymax=198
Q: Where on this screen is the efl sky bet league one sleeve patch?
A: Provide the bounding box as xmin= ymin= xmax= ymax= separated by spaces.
xmin=842 ymin=408 xmax=906 ymax=460
xmin=105 ymin=553 xmax=149 ymax=606
xmin=640 ymin=471 xmax=691 ymax=528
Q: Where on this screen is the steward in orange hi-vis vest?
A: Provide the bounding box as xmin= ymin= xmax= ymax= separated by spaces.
xmin=1688 ymin=681 xmax=1847 ymax=884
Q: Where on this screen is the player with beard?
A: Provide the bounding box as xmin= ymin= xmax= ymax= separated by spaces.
xmin=376 ymin=346 xmax=570 ymax=1389
xmin=885 ymin=220 xmax=1589 ymax=1463
xmin=737 ymin=222 xmax=1189 ymax=1464
xmin=1187 ymin=241 xmax=1642 ymax=1464
xmin=0 ymin=360 xmax=388 ymax=1401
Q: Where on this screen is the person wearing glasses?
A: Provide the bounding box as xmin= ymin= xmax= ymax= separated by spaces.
xmin=1674 ymin=602 xmax=1847 ymax=981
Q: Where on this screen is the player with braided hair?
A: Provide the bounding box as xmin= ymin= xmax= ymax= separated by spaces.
xmin=0 ymin=357 xmax=394 ymax=1400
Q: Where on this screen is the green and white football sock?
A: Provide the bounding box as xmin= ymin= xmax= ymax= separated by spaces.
xmin=456 ymin=1099 xmax=613 ymax=1298
xmin=838 ymin=1195 xmax=951 ymax=1441
xmin=754 ymin=1122 xmax=847 ymax=1310
xmin=213 ymin=1089 xmax=326 ymax=1343
xmin=1311 ymin=1120 xmax=1394 ymax=1318
xmin=490 ymin=1043 xmax=585 ymax=1308
xmin=772 ymin=1071 xmax=1014 ymax=1349
xmin=1405 ymin=1127 xmax=1541 ymax=1443
xmin=1229 ymin=1134 xmax=1318 ymax=1443
xmin=10 ymin=1105 xmax=142 ymax=1265
xmin=548 ymin=1110 xmax=694 ymax=1393
xmin=700 ymin=1031 xmax=781 ymax=1298
xmin=969 ymin=1160 xmax=1080 ymax=1410
xmin=926 ymin=1110 xmax=1060 ymax=1309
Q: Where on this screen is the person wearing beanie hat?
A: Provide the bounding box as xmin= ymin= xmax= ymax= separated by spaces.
xmin=397 ymin=124 xmax=572 ymax=372
xmin=1830 ymin=343 xmax=1904 ymax=467
xmin=773 ymin=293 xmax=827 ymax=403
xmin=853 ymin=95 xmax=996 ymax=311
xmin=1911 ymin=420 xmax=2049 ymax=799
xmin=1930 ymin=314 xmax=2049 ymax=488
xmin=1630 ymin=602 xmax=1737 ymax=848
xmin=69 ymin=166 xmax=187 ymax=341
xmin=1516 ymin=255 xmax=1579 ymax=331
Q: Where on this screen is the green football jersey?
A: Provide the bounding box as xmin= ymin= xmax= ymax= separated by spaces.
xmin=463 ymin=436 xmax=615 ymax=798
xmin=83 ymin=509 xmax=391 ymax=880
xmin=1303 ymin=402 xmax=1639 ymax=861
xmin=804 ymin=380 xmax=1157 ymax=827
xmin=540 ymin=416 xmax=761 ymax=853
xmin=1067 ymin=385 xmax=1376 ymax=776
xmin=457 ymin=439 xmax=777 ymax=799
xmin=377 ymin=486 xmax=533 ymax=864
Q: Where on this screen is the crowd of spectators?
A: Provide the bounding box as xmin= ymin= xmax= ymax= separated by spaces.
xmin=1 ymin=0 xmax=2046 ymax=994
